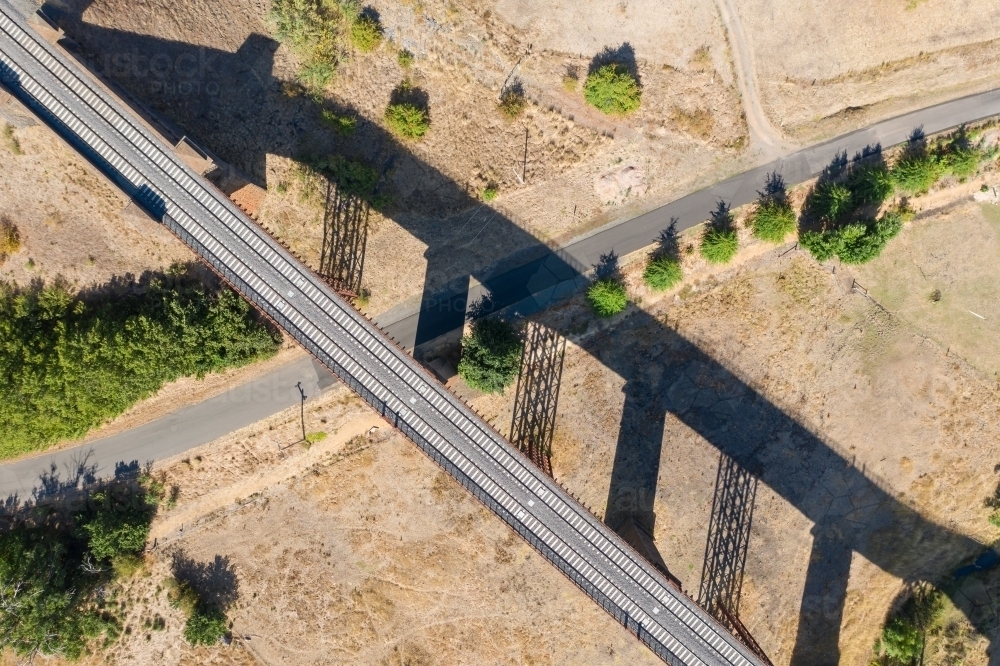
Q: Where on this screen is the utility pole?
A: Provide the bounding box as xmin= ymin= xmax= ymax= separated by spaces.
xmin=296 ymin=381 xmax=306 ymax=442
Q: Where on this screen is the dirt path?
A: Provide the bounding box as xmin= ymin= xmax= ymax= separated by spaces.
xmin=150 ymin=412 xmax=385 ymax=543
xmin=713 ymin=0 xmax=792 ymax=159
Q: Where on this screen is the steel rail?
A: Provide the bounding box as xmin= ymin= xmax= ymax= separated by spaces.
xmin=0 ymin=6 xmax=763 ymax=664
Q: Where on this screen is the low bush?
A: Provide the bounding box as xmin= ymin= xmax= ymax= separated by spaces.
xmin=643 ymin=255 xmax=682 ymax=291
xmin=320 ymin=109 xmax=357 ymax=137
xmin=350 ymin=14 xmax=382 ymax=52
xmin=586 ymin=279 xmax=628 ymax=317
xmin=749 ymin=200 xmax=796 ymax=243
xmin=184 ymin=605 xmax=228 ymax=646
xmin=499 ymin=87 xmax=527 ymax=119
xmin=700 ymin=227 xmax=738 ymax=264
xmin=0 ymin=217 xmax=20 ymax=256
xmin=873 ymin=584 xmax=943 ymax=664
xmin=583 ymin=64 xmax=641 ymax=115
xmin=481 ymin=186 xmax=498 ymax=202
xmin=2 ymin=123 xmax=21 ymax=155
xmin=385 ymin=103 xmax=429 ymax=138
xmin=269 ymin=0 xmax=348 ymax=92
xmin=397 ymin=48 xmax=414 ymax=67
xmin=458 ymin=318 xmax=523 ymax=393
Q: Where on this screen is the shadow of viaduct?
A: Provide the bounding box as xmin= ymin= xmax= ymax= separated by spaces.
xmin=32 ymin=2 xmax=994 ymax=660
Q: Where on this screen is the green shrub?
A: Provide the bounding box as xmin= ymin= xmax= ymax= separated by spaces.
xmin=166 ymin=578 xmax=200 ymax=616
xmin=397 ymin=48 xmax=414 ymax=67
xmin=583 ymin=64 xmax=641 ymax=115
xmin=184 ymin=605 xmax=227 ymax=646
xmin=892 ymin=152 xmax=943 ymax=194
xmin=305 ymin=431 xmax=327 ymax=444
xmin=481 ymin=186 xmax=498 ymax=201
xmin=586 ymin=279 xmax=628 ymax=317
xmin=700 ymin=227 xmax=738 ymax=264
xmin=111 ymin=553 xmax=146 ymax=578
xmin=350 ymin=14 xmax=382 ymax=52
xmin=2 ymin=123 xmax=21 ymax=155
xmin=643 ymin=255 xmax=682 ymax=291
xmin=808 ymin=181 xmax=854 ymax=222
xmin=945 ymin=144 xmax=985 ymax=178
xmin=458 ymin=318 xmax=523 ymax=393
xmin=0 ymin=272 xmax=279 ymax=459
xmin=385 ymin=102 xmax=429 ymax=139
xmin=499 ymin=87 xmax=527 ymax=119
xmin=321 ymin=109 xmax=357 ymax=137
xmin=847 ymin=163 xmax=895 ymax=207
xmin=749 ymin=200 xmax=796 ymax=243
xmin=878 ymin=616 xmax=922 ymax=662
xmin=269 ymin=0 xmax=348 ymax=92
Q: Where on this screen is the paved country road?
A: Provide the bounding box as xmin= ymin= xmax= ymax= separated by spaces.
xmin=376 ymin=87 xmax=1000 ymax=348
xmin=0 ymin=356 xmax=335 ymax=497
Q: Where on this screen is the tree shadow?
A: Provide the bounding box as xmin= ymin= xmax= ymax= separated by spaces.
xmin=20 ymin=4 xmax=996 ymax=661
xmin=588 ymin=43 xmax=641 ymax=86
xmin=707 ymin=199 xmax=735 ymax=231
xmin=171 ymin=551 xmax=240 ymax=612
xmin=509 ymin=322 xmax=566 ymax=476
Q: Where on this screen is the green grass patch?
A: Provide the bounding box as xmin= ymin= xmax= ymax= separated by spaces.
xmin=481 ymin=186 xmax=498 ymax=202
xmin=397 ymin=48 xmax=414 ymax=67
xmin=2 ymin=123 xmax=21 ymax=155
xmin=458 ymin=318 xmax=523 ymax=393
xmin=305 ymin=431 xmax=327 ymax=444
xmin=643 ymin=255 xmax=682 ymax=291
xmin=586 ymin=279 xmax=628 ymax=317
xmin=583 ymin=64 xmax=641 ymax=115
xmin=0 ymin=268 xmax=279 ymax=459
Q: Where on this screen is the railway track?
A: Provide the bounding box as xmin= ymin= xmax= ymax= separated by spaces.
xmin=0 ymin=4 xmax=763 ymax=664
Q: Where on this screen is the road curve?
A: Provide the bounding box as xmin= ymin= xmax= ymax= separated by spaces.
xmin=0 ymin=5 xmax=763 ymax=665
xmin=712 ymin=0 xmax=788 ymax=158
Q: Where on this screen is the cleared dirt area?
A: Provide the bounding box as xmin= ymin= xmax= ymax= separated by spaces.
xmin=50 ymin=0 xmax=749 ymax=314
xmin=733 ymin=0 xmax=1000 ymax=142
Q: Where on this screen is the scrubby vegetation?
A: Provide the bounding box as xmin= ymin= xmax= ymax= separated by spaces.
xmin=349 ymin=13 xmax=382 ymax=52
xmin=385 ymin=81 xmax=430 ymax=139
xmin=700 ymin=201 xmax=739 ymax=264
xmin=499 ymin=86 xmax=527 ymax=119
xmin=872 ymin=584 xmax=943 ymax=665
xmin=269 ymin=0 xmax=351 ymax=92
xmin=458 ymin=318 xmax=523 ymax=393
xmin=397 ymin=48 xmax=414 ymax=68
xmin=166 ymin=578 xmax=228 ymax=646
xmin=320 ymin=109 xmax=357 ymax=137
xmin=583 ymin=64 xmax=641 ymax=115
xmin=2 ymin=123 xmax=21 ymax=155
xmin=0 ymin=267 xmax=279 ymax=459
xmin=481 ymin=186 xmax=498 ymax=202
xmin=0 ymin=470 xmax=168 ymax=660
xmin=0 ymin=217 xmax=20 ymax=258
xmin=586 ymin=279 xmax=628 ymax=317
xmin=748 ymin=173 xmax=796 ymax=243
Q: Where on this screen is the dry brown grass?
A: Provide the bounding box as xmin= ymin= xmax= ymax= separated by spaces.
xmin=671 ymin=106 xmax=714 ymax=140
xmin=0 ymin=217 xmax=20 ymax=259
